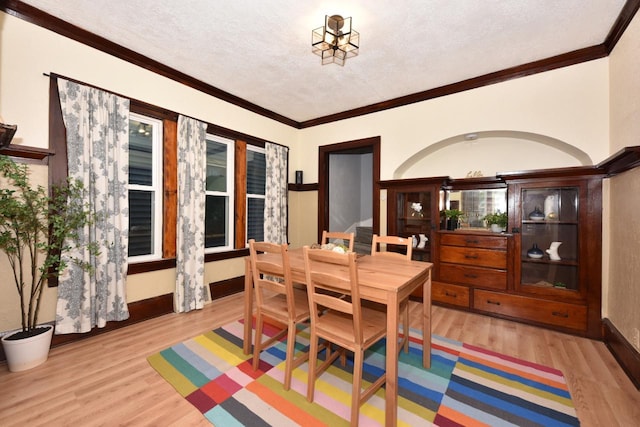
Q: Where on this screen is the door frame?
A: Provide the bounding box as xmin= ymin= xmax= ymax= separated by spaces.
xmin=317 ymin=136 xmax=381 ymax=242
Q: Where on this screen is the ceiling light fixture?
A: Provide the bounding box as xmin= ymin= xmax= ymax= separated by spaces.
xmin=311 ymin=15 xmax=359 ymax=66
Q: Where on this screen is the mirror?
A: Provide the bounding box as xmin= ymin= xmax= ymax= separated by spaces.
xmin=446 ymin=188 xmax=507 ymax=228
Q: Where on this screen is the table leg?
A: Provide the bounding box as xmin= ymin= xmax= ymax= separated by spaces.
xmin=422 ymin=269 xmax=431 ymax=369
xmin=385 ymin=292 xmax=399 ymax=427
xmin=243 ymin=257 xmax=253 ymax=355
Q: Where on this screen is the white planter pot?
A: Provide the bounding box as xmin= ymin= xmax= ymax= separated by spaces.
xmin=490 ymin=223 xmax=503 ymax=233
xmin=1 ymin=324 xmax=54 ymax=372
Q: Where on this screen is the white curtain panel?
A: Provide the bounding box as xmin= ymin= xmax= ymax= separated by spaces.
xmin=264 ymin=142 xmax=289 ymax=244
xmin=56 ymin=78 xmax=130 ymax=333
xmin=176 ymin=115 xmax=208 ymax=312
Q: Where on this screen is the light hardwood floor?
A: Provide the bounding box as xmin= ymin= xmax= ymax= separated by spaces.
xmin=1 ymin=293 xmax=638 ymax=426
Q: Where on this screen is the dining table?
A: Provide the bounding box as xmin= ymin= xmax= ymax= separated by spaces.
xmin=242 ymin=247 xmax=433 ymax=427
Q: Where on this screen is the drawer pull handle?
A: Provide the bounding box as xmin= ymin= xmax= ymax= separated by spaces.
xmin=464 ymin=254 xmax=479 ymax=259
xmin=465 ymin=239 xmax=479 ymax=244
xmin=445 ymin=291 xmax=457 ymax=298
xmin=552 ymin=311 xmax=569 ymax=318
xmin=464 ymin=273 xmax=478 ymax=279
xmin=487 ymin=300 xmax=501 ymax=305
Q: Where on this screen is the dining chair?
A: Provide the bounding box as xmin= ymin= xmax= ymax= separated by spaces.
xmin=303 ymin=246 xmax=387 ymax=426
xmin=321 ymin=230 xmax=355 ymax=252
xmin=371 ymin=234 xmax=412 ymax=353
xmin=248 ymin=239 xmax=310 ymax=391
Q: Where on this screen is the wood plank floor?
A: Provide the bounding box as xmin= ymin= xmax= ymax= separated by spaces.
xmin=1 ymin=293 xmax=638 ymax=426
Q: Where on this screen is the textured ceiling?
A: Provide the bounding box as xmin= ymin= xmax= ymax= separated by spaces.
xmin=19 ymin=0 xmax=627 ymax=123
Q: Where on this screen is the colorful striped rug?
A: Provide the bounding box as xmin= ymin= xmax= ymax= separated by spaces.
xmin=148 ymin=319 xmax=579 ymax=426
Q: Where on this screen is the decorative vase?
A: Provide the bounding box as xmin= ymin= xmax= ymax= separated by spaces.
xmin=447 ymin=218 xmax=458 ymax=230
xmin=1 ymin=324 xmax=54 ymax=372
xmin=529 ymin=206 xmax=545 ymax=220
xmin=546 ymin=241 xmax=562 ymax=260
xmin=417 ymin=233 xmax=428 ymax=249
xmin=412 ymin=235 xmax=418 ymax=248
xmin=544 ymin=195 xmax=557 ymax=219
xmin=527 ymin=243 xmax=544 ymax=259
xmin=490 ymin=223 xmax=503 ymax=233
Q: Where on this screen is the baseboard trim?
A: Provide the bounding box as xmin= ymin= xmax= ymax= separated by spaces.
xmin=602 ymin=318 xmax=640 ymax=389
xmin=0 ymin=293 xmax=174 ymax=363
xmin=2 ymin=277 xmax=246 ymax=364
xmin=209 ymin=276 xmax=244 ymax=300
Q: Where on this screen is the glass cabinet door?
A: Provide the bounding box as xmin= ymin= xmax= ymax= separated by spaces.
xmin=395 ymin=190 xmax=433 ymax=260
xmin=518 ymin=185 xmax=582 ymax=294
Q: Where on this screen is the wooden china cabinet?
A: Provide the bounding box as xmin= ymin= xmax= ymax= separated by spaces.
xmin=497 ymin=168 xmax=604 ymax=339
xmin=384 ymin=168 xmax=605 ymax=339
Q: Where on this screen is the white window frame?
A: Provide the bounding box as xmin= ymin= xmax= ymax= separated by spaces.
xmin=205 ymin=134 xmax=235 ymax=253
xmin=128 ymin=112 xmax=163 ymax=263
xmin=246 ymin=145 xmax=266 ymax=245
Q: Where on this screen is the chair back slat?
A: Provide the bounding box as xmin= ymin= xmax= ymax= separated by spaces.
xmin=371 ymin=234 xmax=413 ymax=260
xmin=249 ymin=240 xmax=296 ymax=315
xmin=321 ymin=230 xmax=355 ymax=252
xmin=303 ymin=246 xmax=363 ymax=343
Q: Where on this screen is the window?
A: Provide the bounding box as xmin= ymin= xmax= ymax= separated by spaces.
xmin=246 ymin=145 xmax=266 ymax=243
xmin=128 ymin=113 xmax=163 ymax=261
xmin=205 ymin=135 xmax=234 ymax=252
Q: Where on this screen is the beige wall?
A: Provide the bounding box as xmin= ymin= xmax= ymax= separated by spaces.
xmin=608 ymin=11 xmax=640 ymax=350
xmin=292 ymin=60 xmax=610 ymax=183
xmin=0 ymin=12 xmax=296 ymax=332
xmin=1 ymin=10 xmax=634 ymax=340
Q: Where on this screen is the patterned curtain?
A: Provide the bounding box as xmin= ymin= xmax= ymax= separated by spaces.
xmin=264 ymin=142 xmax=289 ymax=244
xmin=56 ymin=78 xmax=130 ymax=333
xmin=176 ymin=115 xmax=208 ymax=312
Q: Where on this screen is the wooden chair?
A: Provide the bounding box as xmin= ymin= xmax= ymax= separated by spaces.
xmin=371 ymin=234 xmax=413 ymax=260
xmin=248 ymin=239 xmax=310 ymax=390
xmin=371 ymin=234 xmax=412 ymax=353
xmin=321 ymin=230 xmax=355 ymax=252
xmin=303 ymin=246 xmax=387 ymax=426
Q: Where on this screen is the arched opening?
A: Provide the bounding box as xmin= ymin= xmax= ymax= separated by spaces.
xmin=393 ymin=130 xmax=593 ymax=179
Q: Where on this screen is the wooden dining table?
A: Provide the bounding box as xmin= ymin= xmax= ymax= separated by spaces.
xmin=243 ymin=248 xmax=433 ymax=427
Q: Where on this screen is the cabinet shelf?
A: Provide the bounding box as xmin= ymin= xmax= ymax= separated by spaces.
xmin=522 ymin=220 xmax=578 ymax=225
xmin=521 ymin=258 xmax=578 ymax=267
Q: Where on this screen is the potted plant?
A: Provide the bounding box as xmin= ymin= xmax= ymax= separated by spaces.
xmin=443 ymin=209 xmax=464 ymax=230
xmin=0 ymin=155 xmax=97 ymax=372
xmin=483 ymin=210 xmax=508 ymax=232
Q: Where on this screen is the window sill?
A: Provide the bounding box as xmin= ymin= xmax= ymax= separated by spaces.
xmin=126 ymin=248 xmax=250 ymax=276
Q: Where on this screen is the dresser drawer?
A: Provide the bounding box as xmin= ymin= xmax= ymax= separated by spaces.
xmin=473 ymin=289 xmax=587 ymax=331
xmin=433 ymin=282 xmax=470 ymax=307
xmin=439 ymin=263 xmax=507 ymax=290
xmin=440 ymin=233 xmax=508 ymax=250
xmin=440 ymin=246 xmax=507 ymax=269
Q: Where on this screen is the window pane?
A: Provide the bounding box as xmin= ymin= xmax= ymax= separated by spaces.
xmin=129 ymin=190 xmax=154 ymax=256
xmin=247 ymin=150 xmax=265 ymax=195
xmin=205 ymin=195 xmax=228 ymax=248
xmin=129 ymin=120 xmax=153 ymax=186
xmin=206 ymin=139 xmax=227 ymax=192
xmin=247 ymin=198 xmax=264 ymax=241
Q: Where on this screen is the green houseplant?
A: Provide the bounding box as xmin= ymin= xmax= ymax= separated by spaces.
xmin=483 ymin=210 xmax=508 ymax=232
xmin=0 ymin=155 xmax=97 ymax=371
xmin=442 ymin=209 xmax=464 ymax=230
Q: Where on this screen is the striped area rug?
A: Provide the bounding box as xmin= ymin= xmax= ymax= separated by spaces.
xmin=148 ymin=320 xmax=579 ymax=426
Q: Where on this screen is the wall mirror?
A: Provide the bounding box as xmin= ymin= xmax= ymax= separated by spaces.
xmin=446 ymin=187 xmax=507 ymax=228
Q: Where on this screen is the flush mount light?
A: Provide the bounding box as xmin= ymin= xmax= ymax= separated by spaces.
xmin=311 ymin=15 xmax=359 ymax=66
